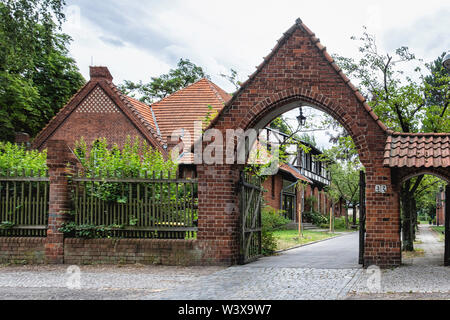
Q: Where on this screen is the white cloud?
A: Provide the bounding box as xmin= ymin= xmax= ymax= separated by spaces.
xmin=63 ymin=0 xmax=450 ymax=149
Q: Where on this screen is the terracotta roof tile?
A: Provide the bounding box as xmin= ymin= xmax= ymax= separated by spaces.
xmin=384 ymin=133 xmax=450 ymax=168
xmin=126 ymin=97 xmax=161 ymax=138
xmin=279 ymin=163 xmax=312 ymax=184
xmin=151 ymin=78 xmax=231 ymax=145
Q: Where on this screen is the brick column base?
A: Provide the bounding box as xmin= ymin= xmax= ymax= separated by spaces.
xmin=45 ymin=140 xmax=78 ymax=264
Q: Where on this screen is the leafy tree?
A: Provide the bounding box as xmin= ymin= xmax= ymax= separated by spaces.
xmin=317 ymin=136 xmax=362 ymax=227
xmin=119 ymin=58 xmax=209 ymax=104
xmin=421 ymin=52 xmax=450 ymax=132
xmin=220 ymin=68 xmax=242 ymax=92
xmin=0 ymin=0 xmax=85 ymax=141
xmin=333 ymin=27 xmax=449 ymax=251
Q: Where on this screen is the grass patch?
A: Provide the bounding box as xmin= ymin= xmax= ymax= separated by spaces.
xmin=273 ymin=229 xmax=339 ymax=251
xmin=431 ymin=226 xmax=445 ymax=242
xmin=402 ymin=249 xmax=425 ymax=259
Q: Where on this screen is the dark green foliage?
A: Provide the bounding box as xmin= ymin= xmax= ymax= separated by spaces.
xmin=59 ymin=222 xmax=124 ymax=239
xmin=303 ymin=211 xmax=329 ymax=226
xmin=119 ymin=58 xmax=209 ymax=104
xmin=261 ymin=206 xmax=290 ymax=255
xmin=0 ymin=0 xmax=85 ymax=141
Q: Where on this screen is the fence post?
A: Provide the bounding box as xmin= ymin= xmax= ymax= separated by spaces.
xmin=45 ymin=140 xmax=77 ymax=264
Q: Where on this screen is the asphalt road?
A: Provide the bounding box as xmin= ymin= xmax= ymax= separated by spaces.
xmin=247 ymin=232 xmax=361 ymax=269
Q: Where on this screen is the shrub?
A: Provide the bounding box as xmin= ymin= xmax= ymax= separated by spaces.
xmin=74 ymin=136 xmax=177 ymax=177
xmin=334 ymin=217 xmax=348 ymax=230
xmin=303 ymin=211 xmax=328 ymax=226
xmin=0 ymin=142 xmax=47 ymax=176
xmin=261 ymin=206 xmax=290 ymax=255
xmin=262 ymin=206 xmax=291 ymax=231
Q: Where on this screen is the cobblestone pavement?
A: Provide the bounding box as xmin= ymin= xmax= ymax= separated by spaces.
xmin=349 ymin=225 xmax=450 ymax=300
xmin=0 ymin=226 xmax=447 ymax=300
xmin=0 ymin=264 xmax=361 ymax=300
xmin=145 ymin=267 xmax=362 ymax=300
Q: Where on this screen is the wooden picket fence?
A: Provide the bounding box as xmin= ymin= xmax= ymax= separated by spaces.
xmin=0 ymin=170 xmax=49 ymax=237
xmin=70 ymin=171 xmax=198 ymax=239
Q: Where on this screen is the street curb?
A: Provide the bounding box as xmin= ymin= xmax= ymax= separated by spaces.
xmin=273 ymin=231 xmax=358 ymax=255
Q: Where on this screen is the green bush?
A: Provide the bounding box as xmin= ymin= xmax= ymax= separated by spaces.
xmin=303 ymin=211 xmax=328 ymax=226
xmin=74 ymin=136 xmax=177 ymax=177
xmin=262 ymin=206 xmax=291 ymax=231
xmin=261 ymin=206 xmax=290 ymax=255
xmin=334 ymin=217 xmax=349 ymax=230
xmin=0 ymin=142 xmax=47 ymax=176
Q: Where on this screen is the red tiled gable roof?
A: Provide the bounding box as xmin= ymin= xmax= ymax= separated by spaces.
xmin=32 ymin=67 xmax=167 ymax=155
xmin=384 ymin=133 xmax=450 ymax=168
xmin=280 ymin=164 xmax=312 ymax=184
xmin=126 ymin=96 xmax=161 ymax=139
xmin=151 ymin=78 xmax=232 ymax=144
xmin=206 ymin=18 xmax=390 ymax=134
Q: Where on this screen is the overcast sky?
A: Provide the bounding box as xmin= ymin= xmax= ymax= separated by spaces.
xmin=63 ymin=0 xmax=450 ymax=148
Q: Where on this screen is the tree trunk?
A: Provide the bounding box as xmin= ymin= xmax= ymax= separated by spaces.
xmin=401 ymin=184 xmax=414 ymax=252
xmin=412 ymin=198 xmax=418 ymax=241
xmin=346 ymin=206 xmax=350 ymax=228
xmin=352 ymin=202 xmax=357 ymax=226
xmin=343 ymin=199 xmax=349 ymax=229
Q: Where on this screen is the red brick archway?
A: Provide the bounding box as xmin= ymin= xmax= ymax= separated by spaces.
xmin=195 ymin=19 xmax=403 ymax=268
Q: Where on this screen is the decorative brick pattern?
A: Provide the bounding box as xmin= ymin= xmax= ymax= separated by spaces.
xmin=31 ymin=68 xmax=167 ymax=156
xmin=76 ymin=86 xmax=120 ymax=114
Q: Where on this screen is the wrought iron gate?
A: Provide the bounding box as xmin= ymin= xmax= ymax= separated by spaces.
xmin=359 ymin=171 xmax=366 ymax=266
xmin=239 ymin=171 xmax=263 ymax=264
xmin=445 ymin=185 xmax=449 ymax=267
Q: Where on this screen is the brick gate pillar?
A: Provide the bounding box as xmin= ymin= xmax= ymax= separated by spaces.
xmin=364 ymin=166 xmax=402 ymax=268
xmin=45 ymin=140 xmax=77 ymax=264
xmin=196 ymin=164 xmax=241 ymax=265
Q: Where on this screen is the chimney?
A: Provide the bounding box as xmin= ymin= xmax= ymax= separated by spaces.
xmin=89 ymin=66 xmax=113 ymax=82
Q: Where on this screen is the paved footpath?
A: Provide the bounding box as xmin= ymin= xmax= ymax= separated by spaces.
xmin=348 ymin=225 xmax=450 ymax=300
xmin=0 ymin=228 xmax=448 ymax=300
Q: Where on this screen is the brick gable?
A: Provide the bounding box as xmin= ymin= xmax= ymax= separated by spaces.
xmin=32 ymin=67 xmax=167 ymax=156
xmin=197 ymin=19 xmax=402 ymax=267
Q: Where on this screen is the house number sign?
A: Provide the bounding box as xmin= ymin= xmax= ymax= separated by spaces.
xmin=375 ymin=185 xmax=387 ymax=194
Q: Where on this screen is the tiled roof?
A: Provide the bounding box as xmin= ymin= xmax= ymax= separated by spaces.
xmin=107 ymin=83 xmax=166 ymax=149
xmin=280 ymin=164 xmax=312 ymax=183
xmin=126 ymin=96 xmax=161 ymax=138
xmin=384 ymin=133 xmax=450 ymax=168
xmin=32 ymin=66 xmax=167 ymax=155
xmin=151 ymin=78 xmax=231 ymax=144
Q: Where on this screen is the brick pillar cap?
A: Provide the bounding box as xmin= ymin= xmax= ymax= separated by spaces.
xmin=89 ymin=66 xmax=113 ymax=82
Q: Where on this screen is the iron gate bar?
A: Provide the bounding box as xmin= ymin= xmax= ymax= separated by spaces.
xmin=445 ymin=185 xmax=449 ymax=267
xmin=359 ymin=171 xmax=366 ymax=266
xmin=240 ymin=172 xmax=263 ymax=264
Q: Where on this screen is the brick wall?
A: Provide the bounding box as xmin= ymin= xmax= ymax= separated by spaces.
xmin=0 ymin=238 xmax=222 ymax=266
xmin=0 ymin=238 xmax=46 ymax=264
xmin=41 ymin=88 xmax=146 ymax=150
xmin=262 ymin=174 xmax=284 ymax=210
xmin=199 ymin=21 xmax=402 ymax=268
xmin=64 ymin=239 xmax=205 ymax=266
